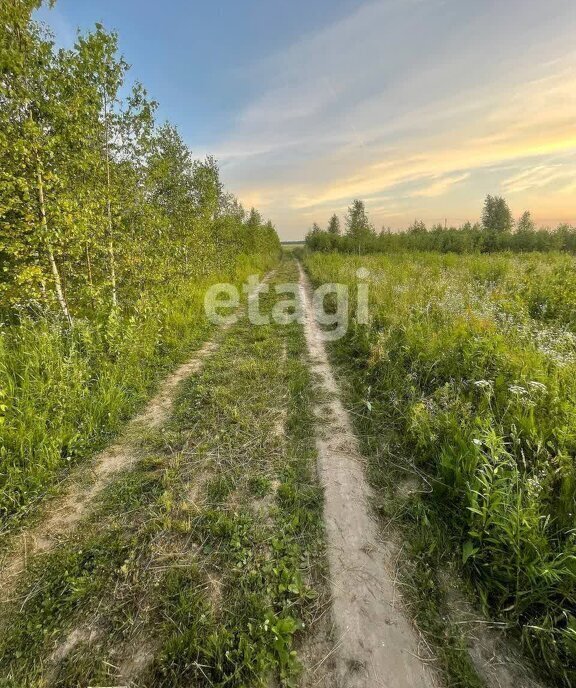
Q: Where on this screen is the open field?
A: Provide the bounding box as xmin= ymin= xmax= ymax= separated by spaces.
xmin=3 ymin=242 xmax=574 ymax=687
xmin=304 ymin=250 xmax=576 ymax=686
xmin=4 ymin=4 xmax=576 ymax=687
xmin=281 ymin=242 xmax=306 ymax=252
xmin=0 ymin=256 xmax=441 ymax=688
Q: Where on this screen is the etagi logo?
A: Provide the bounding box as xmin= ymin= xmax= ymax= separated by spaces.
xmin=204 ymin=269 xmax=370 ymax=341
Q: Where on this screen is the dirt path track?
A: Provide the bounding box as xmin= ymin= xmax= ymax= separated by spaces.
xmin=0 ymin=271 xmax=276 ymax=605
xmin=2 ymin=262 xmax=441 ymax=687
xmin=298 ymin=261 xmax=437 ymax=688
xmin=0 ymin=338 xmax=220 ymax=604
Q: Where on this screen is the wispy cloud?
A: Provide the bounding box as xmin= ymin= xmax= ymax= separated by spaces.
xmin=502 ymin=159 xmax=576 ymax=194
xmin=35 ymin=4 xmax=78 ymax=48
xmin=410 ymin=173 xmax=471 ymax=198
xmin=218 ymin=0 xmax=576 ymax=236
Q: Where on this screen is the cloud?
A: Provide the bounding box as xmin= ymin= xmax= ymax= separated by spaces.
xmin=503 ymin=166 xmax=564 ymax=194
xmin=502 ymin=157 xmax=576 ymax=194
xmin=216 ymin=0 xmax=576 ymax=237
xmin=410 ymin=173 xmax=471 ymax=198
xmin=34 ymin=4 xmax=77 ymax=48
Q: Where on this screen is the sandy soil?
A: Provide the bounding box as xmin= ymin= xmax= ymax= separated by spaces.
xmin=298 ymin=261 xmax=438 ymax=688
xmin=441 ymin=572 xmax=545 ymax=688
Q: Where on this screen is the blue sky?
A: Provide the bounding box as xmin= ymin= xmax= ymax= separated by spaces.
xmin=37 ymin=0 xmax=576 ymax=239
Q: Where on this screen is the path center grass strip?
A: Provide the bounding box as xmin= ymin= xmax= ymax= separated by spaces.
xmin=0 ymin=258 xmax=328 ymax=688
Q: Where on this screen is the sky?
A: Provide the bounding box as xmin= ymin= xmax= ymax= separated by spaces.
xmin=36 ymin=0 xmax=576 ymax=240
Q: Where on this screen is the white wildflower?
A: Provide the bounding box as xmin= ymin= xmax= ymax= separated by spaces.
xmin=508 ymin=384 xmax=528 ymax=396
xmin=474 ymin=380 xmax=493 ymax=390
xmin=528 ymin=381 xmax=547 ymax=393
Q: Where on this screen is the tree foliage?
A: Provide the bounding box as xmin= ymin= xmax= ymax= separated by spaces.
xmin=345 ymin=200 xmax=373 ymax=238
xmin=327 ymin=214 xmax=340 ymax=236
xmin=517 ymin=210 xmax=536 ymax=234
xmin=306 ymin=196 xmax=576 ymax=255
xmin=482 ymin=194 xmax=513 ymax=234
xmin=0 ymin=9 xmax=279 ymax=321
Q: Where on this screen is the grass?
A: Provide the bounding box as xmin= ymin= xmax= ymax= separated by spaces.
xmin=304 ymin=250 xmax=576 ymax=687
xmin=0 ymin=258 xmax=329 ymax=687
xmin=0 ymin=252 xmax=278 ymax=534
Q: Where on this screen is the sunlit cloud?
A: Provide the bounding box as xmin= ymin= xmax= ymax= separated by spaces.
xmin=503 ymin=167 xmax=564 ymax=194
xmin=216 ymin=0 xmax=576 ymax=237
xmin=410 ymin=173 xmax=471 ymax=198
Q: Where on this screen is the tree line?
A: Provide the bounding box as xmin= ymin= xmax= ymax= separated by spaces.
xmin=0 ymin=1 xmax=279 ymax=323
xmin=306 ymin=196 xmax=576 ymax=254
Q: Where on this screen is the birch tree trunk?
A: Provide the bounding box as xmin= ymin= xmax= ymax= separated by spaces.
xmin=36 ymin=160 xmax=72 ymax=324
xmin=103 ymin=91 xmax=118 ymax=309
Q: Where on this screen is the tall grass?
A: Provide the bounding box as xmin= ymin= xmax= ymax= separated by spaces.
xmin=0 ymin=253 xmax=278 ymax=532
xmin=305 ymin=250 xmax=576 ymax=685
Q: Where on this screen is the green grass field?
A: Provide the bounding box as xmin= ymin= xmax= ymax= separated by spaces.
xmin=304 ymin=250 xmax=576 ymax=686
xmin=0 ymin=259 xmax=329 ymax=687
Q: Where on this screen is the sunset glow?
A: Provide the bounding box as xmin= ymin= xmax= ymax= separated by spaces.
xmin=38 ymin=0 xmax=576 ymax=238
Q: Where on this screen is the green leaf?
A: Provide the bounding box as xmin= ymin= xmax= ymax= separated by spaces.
xmin=462 ymin=540 xmax=478 ymax=564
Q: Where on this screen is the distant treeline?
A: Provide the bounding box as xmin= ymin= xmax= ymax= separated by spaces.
xmin=306 ymin=196 xmax=576 ymax=254
xmin=0 ymin=1 xmax=280 ymax=323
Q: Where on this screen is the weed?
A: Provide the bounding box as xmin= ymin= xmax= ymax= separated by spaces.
xmin=305 ymin=250 xmax=576 ymax=686
xmin=0 ymin=259 xmax=328 ymax=687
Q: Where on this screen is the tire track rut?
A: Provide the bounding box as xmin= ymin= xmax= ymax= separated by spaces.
xmin=298 ymin=261 xmax=438 ymax=688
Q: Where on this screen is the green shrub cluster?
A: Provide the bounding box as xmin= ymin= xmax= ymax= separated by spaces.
xmin=307 ymin=222 xmax=576 ymax=254
xmin=305 ymin=197 xmax=576 ymax=255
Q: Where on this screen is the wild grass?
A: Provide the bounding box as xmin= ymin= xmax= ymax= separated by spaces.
xmin=0 ymin=259 xmax=328 ymax=687
xmin=305 ymin=250 xmax=576 ymax=687
xmin=0 ymin=252 xmax=278 ymax=533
